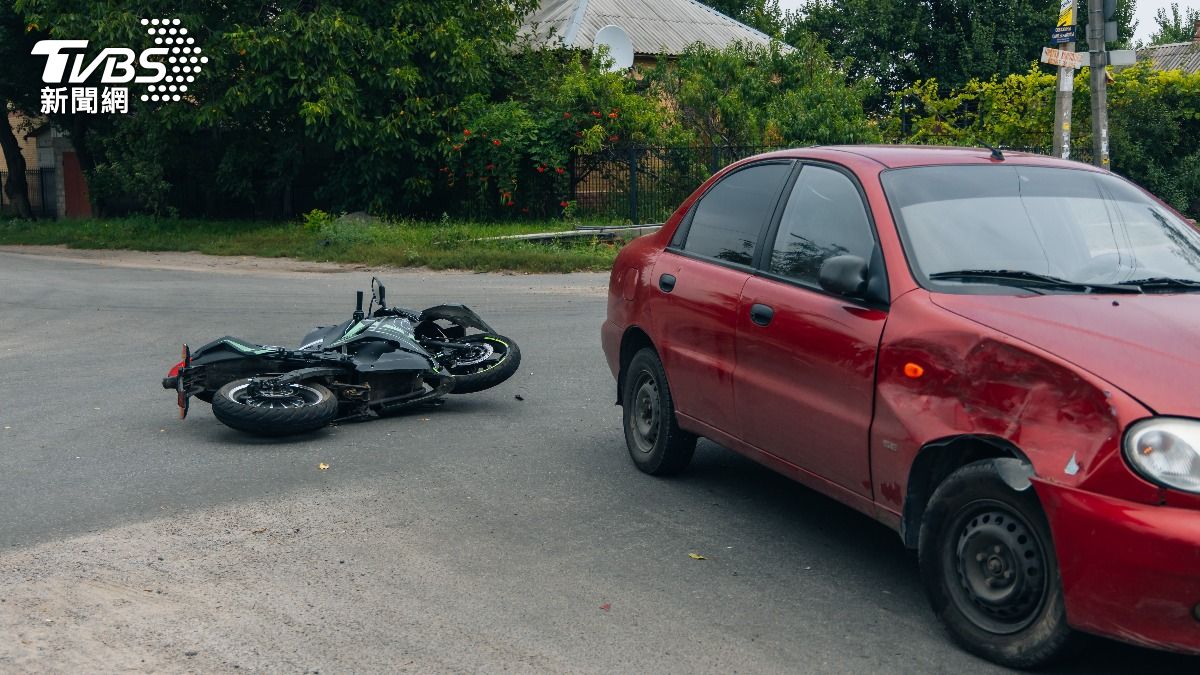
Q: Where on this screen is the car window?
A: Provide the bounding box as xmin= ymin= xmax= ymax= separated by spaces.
xmin=681 ymin=163 xmax=792 ymax=266
xmin=768 ymin=165 xmax=875 ymax=286
xmin=882 ymin=165 xmax=1200 ymax=288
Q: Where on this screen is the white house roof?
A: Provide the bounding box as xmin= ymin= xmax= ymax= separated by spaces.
xmin=1137 ymin=41 xmax=1200 ymax=74
xmin=521 ymin=0 xmax=778 ymax=56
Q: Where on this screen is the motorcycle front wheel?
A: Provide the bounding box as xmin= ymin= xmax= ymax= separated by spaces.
xmin=441 ymin=334 xmax=521 ymax=394
xmin=211 ymin=378 xmax=338 ymax=436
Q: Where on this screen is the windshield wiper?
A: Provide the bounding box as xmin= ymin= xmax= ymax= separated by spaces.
xmin=1125 ymin=277 xmax=1200 ymax=292
xmin=929 ymin=270 xmax=1142 ymax=294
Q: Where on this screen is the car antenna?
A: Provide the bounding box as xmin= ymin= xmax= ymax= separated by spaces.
xmin=984 ymin=144 xmax=1005 ymax=161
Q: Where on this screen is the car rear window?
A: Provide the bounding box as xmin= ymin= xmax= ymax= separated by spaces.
xmin=681 ymin=162 xmax=792 ymax=266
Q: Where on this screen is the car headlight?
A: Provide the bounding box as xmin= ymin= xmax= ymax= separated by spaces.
xmin=1124 ymin=418 xmax=1200 ymax=494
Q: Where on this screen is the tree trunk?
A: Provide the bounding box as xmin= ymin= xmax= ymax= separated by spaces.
xmin=0 ymin=110 xmax=33 ymax=219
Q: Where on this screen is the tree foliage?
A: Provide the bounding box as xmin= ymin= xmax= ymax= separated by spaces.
xmin=786 ymin=0 xmax=1138 ymax=100
xmin=700 ymin=0 xmax=785 ymax=36
xmin=887 ymin=63 xmax=1200 ymax=219
xmin=646 ymin=38 xmax=879 ymax=146
xmin=1148 ymin=2 xmax=1200 ymax=44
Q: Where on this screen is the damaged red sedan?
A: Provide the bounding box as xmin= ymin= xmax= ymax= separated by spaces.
xmin=601 ymin=146 xmax=1200 ymax=668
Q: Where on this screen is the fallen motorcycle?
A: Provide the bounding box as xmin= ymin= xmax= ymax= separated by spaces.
xmin=162 ymin=278 xmax=520 ymax=436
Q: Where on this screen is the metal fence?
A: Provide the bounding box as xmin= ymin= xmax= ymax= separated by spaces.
xmin=570 ymin=142 xmax=1094 ymax=223
xmin=571 ymin=146 xmax=782 ymax=223
xmin=0 ymin=169 xmax=55 ymax=219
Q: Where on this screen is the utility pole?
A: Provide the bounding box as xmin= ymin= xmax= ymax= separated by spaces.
xmin=1051 ymin=1 xmax=1077 ymax=159
xmin=1088 ymin=0 xmax=1110 ymax=169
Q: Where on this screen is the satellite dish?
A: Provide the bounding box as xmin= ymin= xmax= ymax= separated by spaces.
xmin=593 ymin=24 xmax=634 ymax=72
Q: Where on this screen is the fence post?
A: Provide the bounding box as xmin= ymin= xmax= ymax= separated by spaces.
xmin=628 ymin=145 xmax=638 ymax=224
xmin=39 ymin=169 xmax=48 ymax=219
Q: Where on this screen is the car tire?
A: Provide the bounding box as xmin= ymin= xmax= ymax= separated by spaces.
xmin=919 ymin=458 xmax=1075 ymax=669
xmin=621 ymin=348 xmax=696 ymax=475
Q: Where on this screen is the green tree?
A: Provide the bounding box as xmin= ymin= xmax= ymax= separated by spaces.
xmin=914 ymin=0 xmax=1057 ymax=92
xmin=648 ymin=38 xmax=879 ymax=146
xmin=886 ymin=63 xmax=1200 ymax=220
xmin=16 ymin=0 xmax=541 ymax=216
xmin=1147 ymin=2 xmax=1200 ymax=44
xmin=0 ymin=3 xmax=44 ymax=214
xmin=698 ymin=0 xmax=785 ymax=36
xmin=785 ymin=0 xmax=924 ymax=102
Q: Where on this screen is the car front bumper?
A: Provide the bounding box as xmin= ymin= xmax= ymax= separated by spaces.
xmin=1035 ymin=480 xmax=1200 ymax=654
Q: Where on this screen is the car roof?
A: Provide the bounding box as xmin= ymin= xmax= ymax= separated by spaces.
xmin=753 ymin=145 xmax=1107 ymax=172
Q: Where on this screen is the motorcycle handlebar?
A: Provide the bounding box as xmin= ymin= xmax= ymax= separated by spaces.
xmin=353 ymin=290 xmax=365 ymax=321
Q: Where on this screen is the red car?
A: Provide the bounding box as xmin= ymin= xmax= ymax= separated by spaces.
xmin=601 ymin=146 xmax=1200 ymax=668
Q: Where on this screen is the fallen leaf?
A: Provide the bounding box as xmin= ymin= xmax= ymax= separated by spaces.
xmin=599 ymin=603 xmax=611 ymax=611
xmin=251 ymin=528 xmax=267 ymax=534
xmin=688 ymin=553 xmax=707 ymax=560
xmin=318 ymin=463 xmax=330 ymax=470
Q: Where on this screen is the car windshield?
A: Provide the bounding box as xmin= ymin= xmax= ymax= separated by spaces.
xmin=881 ymin=165 xmax=1200 ymax=293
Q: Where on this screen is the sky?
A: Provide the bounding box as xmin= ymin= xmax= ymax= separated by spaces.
xmin=774 ymin=0 xmax=1196 ymax=45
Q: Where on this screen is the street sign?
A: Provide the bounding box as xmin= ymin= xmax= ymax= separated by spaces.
xmin=1050 ymin=26 xmax=1076 ymax=44
xmin=1041 ymin=47 xmax=1085 ymax=69
xmin=1057 ymin=0 xmax=1075 ymax=28
xmin=1108 ymin=49 xmax=1137 ymax=66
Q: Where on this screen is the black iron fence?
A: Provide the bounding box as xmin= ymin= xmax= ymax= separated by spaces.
xmin=571 ymin=142 xmax=1095 ymax=223
xmin=0 ymin=169 xmax=55 ymax=219
xmin=571 ymin=146 xmax=782 ymax=223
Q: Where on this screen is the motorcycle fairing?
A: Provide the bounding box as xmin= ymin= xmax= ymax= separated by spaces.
xmin=420 ymin=305 xmax=494 ymax=334
xmin=190 ymin=336 xmax=284 ymax=363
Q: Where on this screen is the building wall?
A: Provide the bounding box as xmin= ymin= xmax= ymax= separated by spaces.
xmin=0 ymin=112 xmax=39 ymax=173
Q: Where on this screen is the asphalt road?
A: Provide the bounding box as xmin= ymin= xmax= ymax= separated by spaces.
xmin=0 ymin=248 xmax=1196 ymax=673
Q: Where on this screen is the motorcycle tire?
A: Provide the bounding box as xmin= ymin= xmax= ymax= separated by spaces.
xmin=443 ymin=333 xmax=521 ymax=394
xmin=211 ymin=378 xmax=338 ymax=436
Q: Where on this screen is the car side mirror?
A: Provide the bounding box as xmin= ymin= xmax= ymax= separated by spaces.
xmin=819 ymin=255 xmax=869 ymax=298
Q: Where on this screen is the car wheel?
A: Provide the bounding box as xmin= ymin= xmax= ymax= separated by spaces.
xmin=918 ymin=459 xmax=1075 ymax=669
xmin=622 ymin=348 xmax=696 ymax=475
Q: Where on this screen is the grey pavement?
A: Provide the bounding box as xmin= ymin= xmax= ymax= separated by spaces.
xmin=0 ymin=248 xmax=1194 ymax=673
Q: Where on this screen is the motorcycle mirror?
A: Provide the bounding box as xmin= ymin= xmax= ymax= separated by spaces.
xmin=378 ymin=283 xmax=387 ymax=308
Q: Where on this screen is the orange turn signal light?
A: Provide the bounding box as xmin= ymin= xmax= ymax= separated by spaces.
xmin=904 ymin=363 xmax=925 ymax=379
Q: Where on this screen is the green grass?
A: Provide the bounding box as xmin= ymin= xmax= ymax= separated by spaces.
xmin=0 ymin=216 xmax=628 ymax=273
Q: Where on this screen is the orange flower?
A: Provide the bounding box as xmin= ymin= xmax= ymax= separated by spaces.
xmin=555 ymin=167 xmax=565 ymax=174
xmin=608 ymin=135 xmax=619 ymax=142
xmin=463 ymin=129 xmax=471 ymax=136
xmin=559 ymin=200 xmax=570 ymax=208
xmin=608 ymin=112 xmax=618 ymax=119
xmin=563 ymin=112 xmax=572 ymax=119
xmin=536 ymin=166 xmax=547 ymax=173
xmin=492 ymin=139 xmax=502 ymax=146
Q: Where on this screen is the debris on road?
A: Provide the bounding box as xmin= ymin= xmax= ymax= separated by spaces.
xmin=688 ymin=553 xmax=706 ymax=560
xmin=318 ymin=463 xmax=330 ymax=471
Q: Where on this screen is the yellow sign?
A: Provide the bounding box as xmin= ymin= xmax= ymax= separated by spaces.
xmin=1057 ymin=0 xmax=1075 ymax=28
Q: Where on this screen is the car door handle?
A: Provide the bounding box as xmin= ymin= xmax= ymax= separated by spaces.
xmin=659 ymin=274 xmax=677 ymax=293
xmin=749 ymin=303 xmax=774 ymax=326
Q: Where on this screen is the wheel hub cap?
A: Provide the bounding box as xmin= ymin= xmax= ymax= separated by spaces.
xmin=629 ymin=376 xmax=660 ymax=453
xmin=952 ymin=505 xmax=1047 ymax=634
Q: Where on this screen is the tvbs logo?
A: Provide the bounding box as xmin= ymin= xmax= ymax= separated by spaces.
xmin=33 ymin=18 xmax=206 ymax=113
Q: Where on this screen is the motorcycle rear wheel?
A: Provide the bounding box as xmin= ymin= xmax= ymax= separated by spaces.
xmin=442 ymin=334 xmax=521 ymax=394
xmin=212 ymin=378 xmax=338 ymax=436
